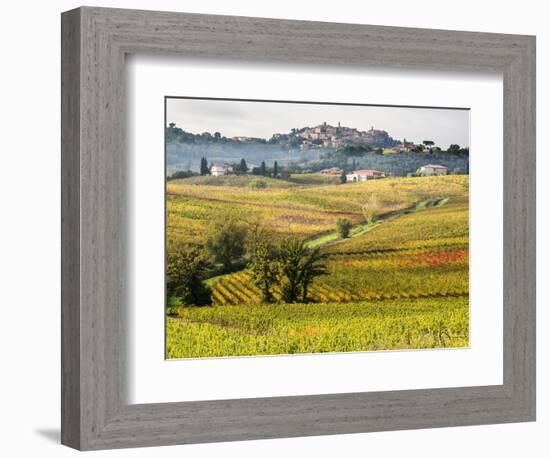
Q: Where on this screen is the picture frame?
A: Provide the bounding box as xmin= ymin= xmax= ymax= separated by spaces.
xmin=61 ymin=6 xmax=536 ymax=450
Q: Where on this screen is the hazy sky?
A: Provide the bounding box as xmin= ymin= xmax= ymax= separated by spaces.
xmin=166 ymin=98 xmax=470 ymax=148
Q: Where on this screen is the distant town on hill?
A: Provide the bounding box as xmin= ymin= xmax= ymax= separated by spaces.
xmin=166 ymin=121 xmax=469 ymax=177
xmin=167 ymin=121 xmax=404 ymax=149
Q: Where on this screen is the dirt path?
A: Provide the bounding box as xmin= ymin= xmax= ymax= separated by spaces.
xmin=305 ymin=197 xmax=449 ymax=250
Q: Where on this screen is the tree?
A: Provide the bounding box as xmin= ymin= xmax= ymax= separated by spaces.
xmin=273 ymin=161 xmax=279 ymax=178
xmin=214 ymin=131 xmax=221 ymax=141
xmin=336 ymin=218 xmax=352 ymax=238
xmin=199 ymin=157 xmax=209 ymax=175
xmin=422 ymin=140 xmax=435 ymax=153
xmin=166 ymin=243 xmax=212 ymax=306
xmin=260 ymin=161 xmax=266 ymax=176
xmin=278 ymin=237 xmax=327 ymax=303
xmin=249 ymin=239 xmax=278 ymax=303
xmin=278 ymin=238 xmax=303 ymax=303
xmin=299 ymin=247 xmax=327 ymax=303
xmin=169 ymin=122 xmax=176 ymax=129
xmin=238 ymin=158 xmax=248 ymax=174
xmin=338 ymin=145 xmax=370 ymax=157
xmin=205 ymin=218 xmax=248 ymax=272
xmin=362 ymin=196 xmax=382 ymax=224
xmin=340 ymin=169 xmax=347 ymax=184
xmin=447 ymin=144 xmax=461 ymax=154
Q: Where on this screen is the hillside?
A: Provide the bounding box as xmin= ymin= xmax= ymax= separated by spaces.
xmin=165 ymin=122 xmax=469 ymax=176
xmin=166 ymin=175 xmax=468 ymax=246
xmin=166 ymin=175 xmax=469 ymax=358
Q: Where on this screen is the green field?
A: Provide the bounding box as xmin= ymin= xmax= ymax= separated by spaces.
xmin=166 ymin=174 xmax=469 ymax=358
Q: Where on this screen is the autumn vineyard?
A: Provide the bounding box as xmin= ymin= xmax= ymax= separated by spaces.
xmin=165 ymin=173 xmax=469 ymax=358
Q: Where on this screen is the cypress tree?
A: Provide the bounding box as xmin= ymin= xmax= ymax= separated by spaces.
xmin=200 ymin=157 xmax=209 ymax=175
xmin=239 ymin=158 xmax=248 ymax=174
xmin=340 ymin=169 xmax=347 ymax=184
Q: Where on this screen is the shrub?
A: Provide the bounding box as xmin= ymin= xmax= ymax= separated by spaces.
xmin=336 ymin=218 xmax=352 ymax=238
xmin=248 ymin=179 xmax=267 ymax=189
xmin=168 ymin=170 xmax=198 ymax=180
xmin=166 ymin=296 xmax=183 ymax=316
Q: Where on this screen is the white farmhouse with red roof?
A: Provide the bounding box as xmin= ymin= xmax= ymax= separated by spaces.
xmin=346 ymin=169 xmax=386 ymax=182
xmin=417 ymin=164 xmax=448 ymax=176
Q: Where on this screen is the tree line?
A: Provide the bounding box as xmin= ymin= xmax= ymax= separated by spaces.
xmin=169 ymin=157 xmax=290 ymax=180
xmin=166 ymin=218 xmax=328 ymax=310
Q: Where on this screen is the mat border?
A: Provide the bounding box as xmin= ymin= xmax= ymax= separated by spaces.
xmin=61 ymin=6 xmax=536 ymax=450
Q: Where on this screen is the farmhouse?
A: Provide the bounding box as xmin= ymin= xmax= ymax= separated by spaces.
xmin=210 ymin=163 xmax=233 ymax=176
xmin=346 ymin=169 xmax=386 ymax=182
xmin=417 ymin=164 xmax=448 ymax=176
xmin=320 ymin=167 xmax=343 ymax=175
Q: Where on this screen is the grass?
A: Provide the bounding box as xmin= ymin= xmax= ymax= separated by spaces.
xmin=304 ymin=221 xmax=381 ymax=248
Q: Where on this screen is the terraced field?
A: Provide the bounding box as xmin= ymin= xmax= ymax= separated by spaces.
xmin=166 ymin=174 xmax=469 ymax=358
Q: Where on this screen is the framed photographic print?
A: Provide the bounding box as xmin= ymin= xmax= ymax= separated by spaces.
xmin=61 ymin=6 xmax=536 ymax=450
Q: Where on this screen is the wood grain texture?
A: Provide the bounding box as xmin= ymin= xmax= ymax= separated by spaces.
xmin=61 ymin=6 xmax=536 ymax=450
xmin=60 ymin=7 xmax=81 ymax=449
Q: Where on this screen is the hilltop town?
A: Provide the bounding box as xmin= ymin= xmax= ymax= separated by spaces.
xmin=167 ymin=121 xmax=410 ymax=150
xmin=272 ymin=122 xmax=400 ymax=150
xmin=166 ymin=121 xmax=469 ymax=177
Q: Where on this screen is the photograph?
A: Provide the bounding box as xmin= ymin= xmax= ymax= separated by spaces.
xmin=164 ymin=97 xmax=470 ymax=359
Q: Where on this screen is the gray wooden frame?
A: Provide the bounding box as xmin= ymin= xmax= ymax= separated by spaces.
xmin=61 ymin=6 xmax=536 ymax=451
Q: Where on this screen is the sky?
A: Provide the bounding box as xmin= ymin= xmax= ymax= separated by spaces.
xmin=166 ymin=98 xmax=470 ymax=148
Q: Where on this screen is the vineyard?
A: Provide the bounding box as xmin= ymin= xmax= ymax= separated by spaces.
xmin=166 ymin=174 xmax=470 ymax=358
xmin=167 ymin=175 xmax=468 ymax=244
xmin=166 ymin=297 xmax=469 ymax=358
